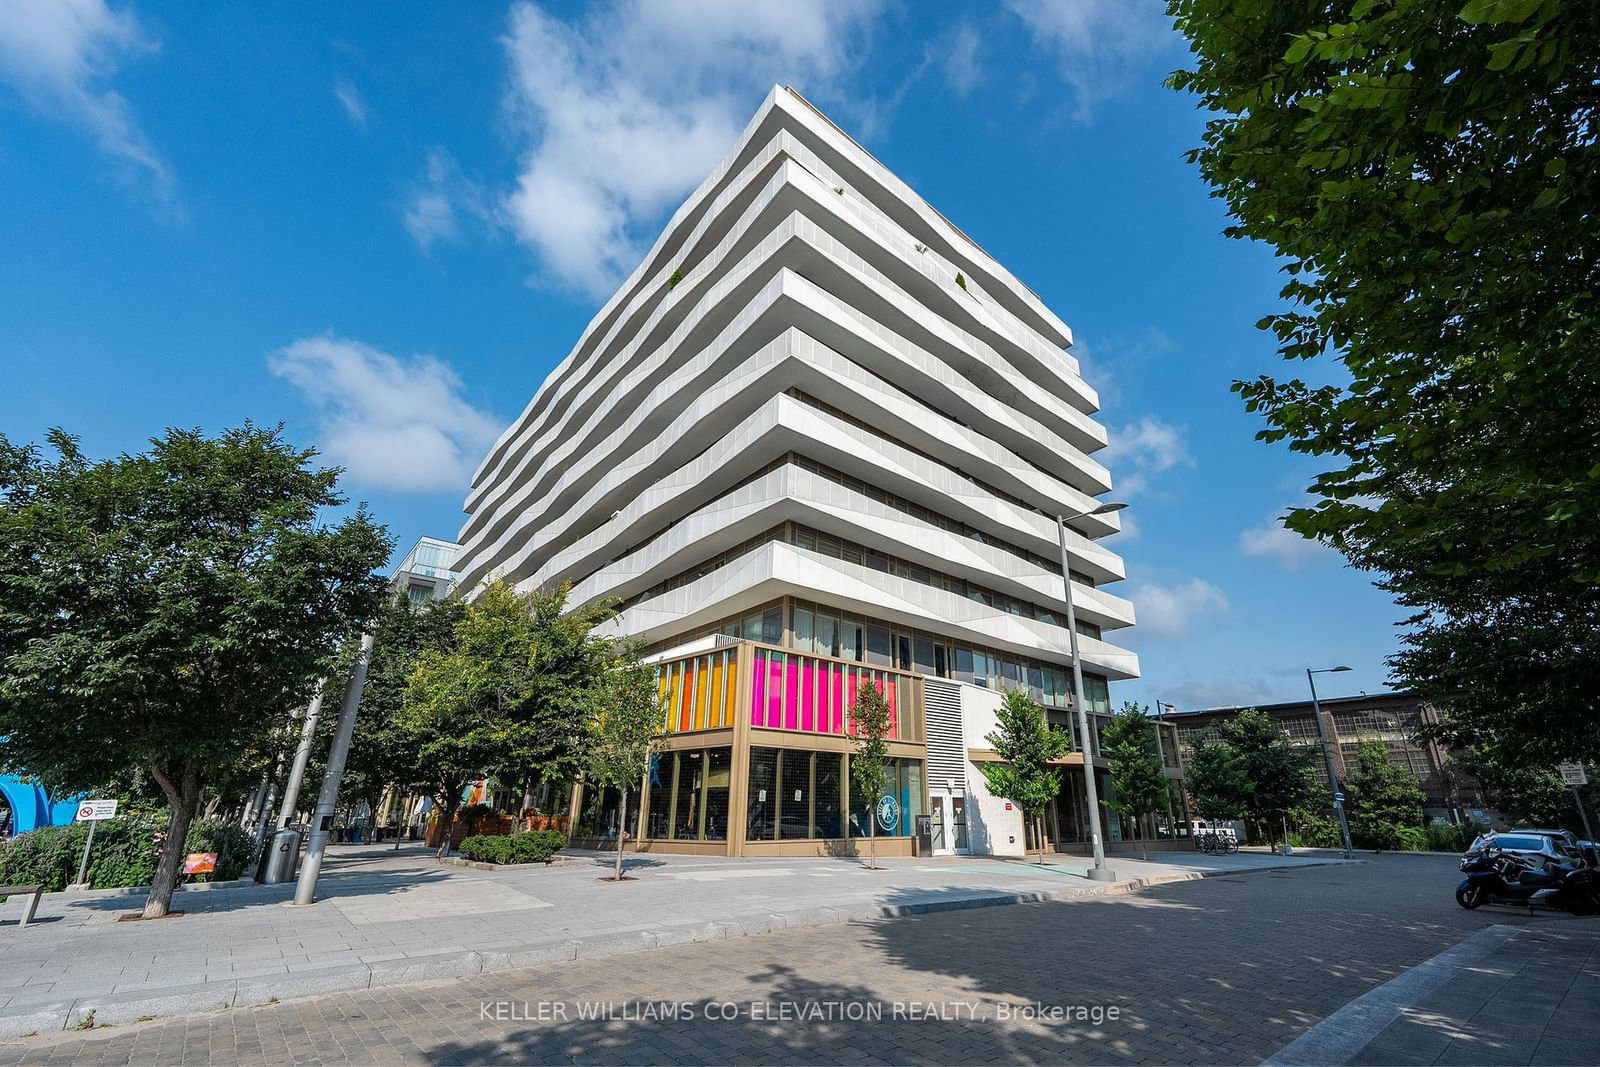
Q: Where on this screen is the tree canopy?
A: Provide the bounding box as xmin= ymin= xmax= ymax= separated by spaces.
xmin=0 ymin=425 xmax=390 ymax=915
xmin=401 ymin=580 xmax=620 ymax=854
xmin=1168 ymin=0 xmax=1600 ymax=765
xmin=1345 ymin=741 xmax=1427 ymax=848
xmin=849 ymin=679 xmax=893 ymax=868
xmin=1102 ymin=703 xmax=1172 ymax=859
xmin=981 ymin=690 xmax=1071 ymax=864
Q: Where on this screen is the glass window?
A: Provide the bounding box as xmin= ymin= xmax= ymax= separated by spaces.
xmin=814 ymin=752 xmax=843 ymax=838
xmin=704 ymin=747 xmax=731 ymax=841
xmin=761 ymin=606 xmax=783 ymax=645
xmin=866 ymin=625 xmax=891 ymax=666
xmin=779 ymin=750 xmax=812 ymax=840
xmin=1084 ymin=674 xmax=1111 ymax=715
xmin=815 ymin=613 xmax=839 ymax=658
xmin=954 ymin=646 xmax=974 ymax=684
xmin=671 ymin=750 xmax=703 ymax=840
xmin=934 ymin=644 xmax=948 ymax=678
xmin=792 ymin=606 xmax=815 ymax=653
xmin=914 ymin=635 xmax=935 ymax=676
xmin=848 ymin=757 xmax=926 ymax=839
xmin=746 ymin=748 xmax=778 ymax=842
xmin=896 ymin=634 xmax=912 ymax=671
xmin=972 ymin=650 xmax=991 ymax=688
xmin=741 ymin=612 xmax=762 ymax=642
xmin=843 ymin=616 xmax=865 ymax=661
xmin=646 ymin=753 xmax=675 ymax=838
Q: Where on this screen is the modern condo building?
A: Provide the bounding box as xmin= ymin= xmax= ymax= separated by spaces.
xmin=453 ymin=87 xmax=1162 ymax=858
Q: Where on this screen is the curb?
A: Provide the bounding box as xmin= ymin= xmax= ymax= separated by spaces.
xmin=0 ymin=857 xmax=1349 ymax=1040
xmin=1262 ymin=924 xmax=1523 ymax=1066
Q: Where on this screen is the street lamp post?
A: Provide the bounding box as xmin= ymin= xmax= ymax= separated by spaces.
xmin=1057 ymin=501 xmax=1127 ymax=883
xmin=1307 ymin=666 xmax=1355 ymax=859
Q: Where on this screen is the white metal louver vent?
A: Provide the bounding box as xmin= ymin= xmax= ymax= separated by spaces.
xmin=924 ymin=678 xmax=967 ymax=791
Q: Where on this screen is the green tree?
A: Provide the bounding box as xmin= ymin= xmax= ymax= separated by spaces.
xmin=402 ymin=581 xmax=618 ymax=856
xmin=981 ymin=690 xmax=1072 ymax=865
xmin=849 ymin=680 xmax=893 ymax=870
xmin=0 ymin=426 xmax=389 ymax=917
xmin=1187 ymin=740 xmax=1251 ymax=824
xmin=1167 ymin=0 xmax=1600 ymax=766
xmin=1102 ymin=703 xmax=1172 ymax=860
xmin=1218 ymin=709 xmax=1318 ymax=848
xmin=340 ymin=593 xmax=464 ymax=843
xmin=1345 ymin=741 xmax=1427 ymax=850
xmin=584 ymin=649 xmax=665 ymax=882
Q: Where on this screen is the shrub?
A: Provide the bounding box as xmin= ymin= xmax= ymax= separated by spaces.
xmin=458 ymin=829 xmax=565 ymax=865
xmin=185 ymin=819 xmax=256 ymax=882
xmin=0 ymin=814 xmax=259 ymax=891
xmin=668 ymin=269 xmax=683 ymax=289
xmin=1424 ymin=820 xmax=1485 ymax=853
xmin=955 ymin=272 xmax=967 ymax=290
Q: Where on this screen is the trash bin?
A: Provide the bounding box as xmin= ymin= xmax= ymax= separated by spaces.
xmin=914 ymin=814 xmax=934 ymax=858
xmin=262 ymin=827 xmax=302 ymax=884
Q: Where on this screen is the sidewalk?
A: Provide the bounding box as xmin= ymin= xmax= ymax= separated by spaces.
xmin=1266 ymin=922 xmax=1600 ymax=1066
xmin=0 ymin=844 xmax=1345 ymax=1037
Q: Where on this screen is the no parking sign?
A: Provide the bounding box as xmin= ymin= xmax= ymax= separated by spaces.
xmin=74 ymin=799 xmax=118 ymax=821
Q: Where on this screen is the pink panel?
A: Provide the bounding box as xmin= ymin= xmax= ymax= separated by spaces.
xmin=750 ymin=650 xmax=767 ymax=726
xmin=887 ymin=676 xmax=898 ymax=736
xmin=832 ymin=665 xmax=845 ymax=733
xmin=768 ymin=654 xmax=783 ymax=727
xmin=784 ymin=657 xmax=800 ymax=730
xmin=800 ymin=661 xmax=815 ymax=732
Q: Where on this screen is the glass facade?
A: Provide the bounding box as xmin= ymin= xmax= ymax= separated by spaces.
xmin=849 ymin=757 xmax=926 ymax=839
xmin=745 ymin=748 xmax=847 ymax=842
xmin=637 ymin=747 xmax=732 ymax=841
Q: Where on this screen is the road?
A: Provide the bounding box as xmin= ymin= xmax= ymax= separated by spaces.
xmin=0 ymin=855 xmax=1578 ymax=1065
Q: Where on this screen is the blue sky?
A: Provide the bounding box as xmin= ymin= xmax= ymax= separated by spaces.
xmin=0 ymin=0 xmax=1406 ymax=711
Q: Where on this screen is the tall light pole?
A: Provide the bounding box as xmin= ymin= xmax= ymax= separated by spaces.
xmin=1307 ymin=665 xmax=1355 ymax=859
xmin=1058 ymin=500 xmax=1126 ymax=883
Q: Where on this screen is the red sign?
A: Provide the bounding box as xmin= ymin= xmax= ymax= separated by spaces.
xmin=182 ymin=852 xmax=217 ymax=875
xmin=1004 ymin=802 xmax=1013 ymax=811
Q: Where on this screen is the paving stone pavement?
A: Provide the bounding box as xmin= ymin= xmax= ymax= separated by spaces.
xmin=1 ymin=855 xmax=1590 ymax=1065
xmin=0 ymin=843 xmax=1340 ymax=1036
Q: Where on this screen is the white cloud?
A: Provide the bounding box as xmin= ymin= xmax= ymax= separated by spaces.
xmin=1004 ymin=0 xmax=1176 ymax=118
xmin=1129 ymin=578 xmax=1228 ymax=639
xmin=936 ymin=23 xmax=983 ymax=96
xmin=492 ymin=0 xmax=882 ymax=297
xmin=333 ymin=77 xmax=367 ymax=126
xmin=402 ymin=148 xmax=490 ymax=254
xmin=0 ymin=0 xmax=175 ymax=205
xmin=1102 ymin=414 xmax=1192 ymax=496
xmin=269 ymin=334 xmax=505 ymax=493
xmin=1239 ymin=514 xmax=1335 ymax=570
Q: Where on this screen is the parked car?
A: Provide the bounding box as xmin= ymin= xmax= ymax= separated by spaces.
xmin=1464 ymin=830 xmax=1586 ymax=871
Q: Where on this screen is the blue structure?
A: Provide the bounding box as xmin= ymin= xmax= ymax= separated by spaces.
xmin=0 ymin=775 xmax=78 ymax=835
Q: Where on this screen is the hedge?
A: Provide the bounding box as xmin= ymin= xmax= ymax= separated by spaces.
xmin=0 ymin=815 xmax=256 ymax=892
xmin=458 ymin=829 xmax=566 ymax=865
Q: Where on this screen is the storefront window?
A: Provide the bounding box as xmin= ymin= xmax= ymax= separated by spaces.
xmin=848 ymin=757 xmax=925 ymax=839
xmin=746 ymin=748 xmax=779 ymax=841
xmin=704 ymin=747 xmax=731 ymax=840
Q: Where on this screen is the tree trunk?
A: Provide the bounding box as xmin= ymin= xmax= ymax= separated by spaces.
xmin=435 ymin=794 xmax=459 ymax=860
xmin=144 ymin=762 xmax=203 ymax=920
xmin=1139 ymin=814 xmax=1148 ymax=861
xmin=1036 ymin=813 xmax=1046 ymax=865
xmin=613 ymin=789 xmax=628 ymax=882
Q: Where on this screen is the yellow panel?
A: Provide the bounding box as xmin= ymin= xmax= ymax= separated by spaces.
xmin=694 ymin=656 xmax=710 ymax=730
xmin=708 ymin=655 xmax=724 ymax=729
xmin=658 ymin=668 xmax=672 ymax=732
xmin=723 ymin=652 xmax=738 ymax=728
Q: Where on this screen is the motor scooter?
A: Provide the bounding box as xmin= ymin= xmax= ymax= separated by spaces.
xmin=1456 ymin=848 xmax=1600 ymax=915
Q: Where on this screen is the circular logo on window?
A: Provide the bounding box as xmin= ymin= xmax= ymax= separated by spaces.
xmin=875 ymin=794 xmax=900 ymax=832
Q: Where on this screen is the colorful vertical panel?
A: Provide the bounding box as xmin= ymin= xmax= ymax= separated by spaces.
xmin=767 ymin=652 xmax=783 ymax=727
xmin=694 ymin=656 xmax=709 ymax=730
xmin=800 ymin=661 xmax=815 ymax=732
xmin=783 ymin=655 xmax=800 ymax=730
xmin=751 ymin=649 xmax=767 ymax=727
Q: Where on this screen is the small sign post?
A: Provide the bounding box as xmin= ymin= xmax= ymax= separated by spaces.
xmin=71 ymin=799 xmax=119 ymax=889
xmin=1559 ymin=764 xmax=1593 ymax=840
